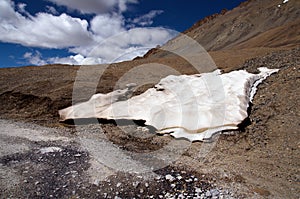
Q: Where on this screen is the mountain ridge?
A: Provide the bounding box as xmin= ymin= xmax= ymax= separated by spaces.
xmin=0 ymin=1 xmax=299 ymax=198
xmin=143 ymin=0 xmax=299 ymax=59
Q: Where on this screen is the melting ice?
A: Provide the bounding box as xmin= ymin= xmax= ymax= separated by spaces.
xmin=59 ymin=67 xmax=278 ymax=141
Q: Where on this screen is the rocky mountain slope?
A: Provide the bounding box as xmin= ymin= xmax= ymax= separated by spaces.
xmin=0 ymin=0 xmax=299 ymax=198
xmin=144 ymin=0 xmax=299 ymax=59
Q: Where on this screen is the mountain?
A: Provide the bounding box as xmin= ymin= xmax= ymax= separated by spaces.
xmin=144 ymin=0 xmax=299 ymax=58
xmin=0 ymin=0 xmax=299 ymax=198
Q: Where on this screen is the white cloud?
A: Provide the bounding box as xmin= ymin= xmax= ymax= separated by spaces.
xmin=17 ymin=3 xmax=27 ymax=13
xmin=0 ymin=0 xmax=176 ymax=66
xmin=90 ymin=14 xmax=125 ymax=38
xmin=46 ymin=0 xmax=138 ymax=14
xmin=0 ymin=0 xmax=93 ymax=48
xmin=130 ymin=10 xmax=164 ymax=26
xmin=46 ymin=5 xmax=59 ymax=15
xmin=0 ymin=0 xmax=18 ymax=22
xmin=23 ymin=51 xmax=47 ymax=66
xmin=48 ymin=54 xmax=103 ymax=65
xmin=72 ymin=27 xmax=176 ymax=63
xmin=23 ymin=51 xmax=103 ymax=66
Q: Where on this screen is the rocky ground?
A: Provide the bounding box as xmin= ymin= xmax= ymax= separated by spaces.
xmin=0 ymin=47 xmax=299 ymax=198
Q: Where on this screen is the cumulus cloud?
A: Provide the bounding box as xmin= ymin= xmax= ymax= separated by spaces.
xmin=0 ymin=0 xmax=92 ymax=48
xmin=23 ymin=51 xmax=47 ymax=66
xmin=130 ymin=10 xmax=164 ymax=26
xmin=48 ymin=54 xmax=103 ymax=65
xmin=23 ymin=52 xmax=103 ymax=66
xmin=46 ymin=0 xmax=138 ymax=14
xmin=90 ymin=14 xmax=125 ymax=38
xmin=0 ymin=0 xmax=176 ymax=66
xmin=73 ymin=27 xmax=176 ymax=63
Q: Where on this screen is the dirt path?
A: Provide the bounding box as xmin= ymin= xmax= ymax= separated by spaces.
xmin=0 ymin=119 xmax=238 ymax=198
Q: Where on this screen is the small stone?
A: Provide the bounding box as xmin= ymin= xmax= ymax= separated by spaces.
xmin=145 ymin=183 xmax=149 ymax=188
xmin=177 ymin=175 xmax=183 ymax=180
xmin=39 ymin=147 xmax=62 ymax=154
xmin=133 ymin=181 xmax=140 ymax=188
xmin=171 ymin=184 xmax=176 ymax=188
xmin=185 ymin=178 xmax=193 ymax=182
xmin=140 ymin=188 xmax=144 ymax=193
xmin=93 ymin=179 xmax=100 ymax=186
xmin=116 ymin=183 xmax=122 ymax=187
xmin=165 ymin=174 xmax=175 ymax=182
xmin=211 ymin=189 xmax=220 ymax=197
xmin=195 ymin=187 xmax=201 ymax=193
xmin=68 ymin=161 xmax=76 ymax=165
xmin=206 ymin=190 xmax=212 ymax=197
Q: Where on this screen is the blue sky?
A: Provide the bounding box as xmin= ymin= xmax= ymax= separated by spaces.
xmin=0 ymin=0 xmax=246 ymax=68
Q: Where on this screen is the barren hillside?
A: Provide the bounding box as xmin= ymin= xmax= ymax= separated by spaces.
xmin=0 ymin=0 xmax=299 ymax=198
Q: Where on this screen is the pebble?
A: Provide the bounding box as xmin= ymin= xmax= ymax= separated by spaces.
xmin=133 ymin=181 xmax=140 ymax=188
xmin=185 ymin=178 xmax=193 ymax=182
xmin=211 ymin=189 xmax=220 ymax=197
xmin=206 ymin=190 xmax=212 ymax=197
xmin=195 ymin=187 xmax=202 ymax=193
xmin=165 ymin=174 xmax=175 ymax=182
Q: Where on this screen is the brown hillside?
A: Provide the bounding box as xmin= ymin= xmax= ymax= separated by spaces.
xmin=0 ymin=0 xmax=299 ymax=198
xmin=144 ymin=0 xmax=299 ymax=60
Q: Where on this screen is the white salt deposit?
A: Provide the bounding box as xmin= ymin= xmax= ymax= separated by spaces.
xmin=59 ymin=67 xmax=278 ymax=141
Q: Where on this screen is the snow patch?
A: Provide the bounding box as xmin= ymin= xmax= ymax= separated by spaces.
xmin=59 ymin=68 xmax=278 ymax=141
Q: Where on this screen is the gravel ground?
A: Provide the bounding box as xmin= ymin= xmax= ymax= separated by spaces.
xmin=0 ymin=119 xmax=236 ymax=198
